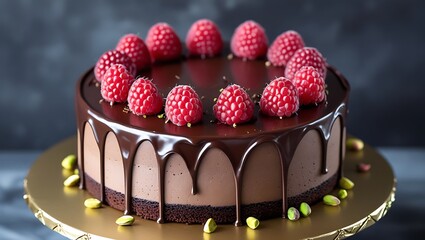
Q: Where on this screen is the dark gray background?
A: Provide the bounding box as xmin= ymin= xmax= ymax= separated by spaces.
xmin=1 ymin=0 xmax=424 ymax=150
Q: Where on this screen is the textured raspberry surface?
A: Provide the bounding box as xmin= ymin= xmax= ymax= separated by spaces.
xmin=267 ymin=30 xmax=305 ymax=67
xmin=116 ymin=33 xmax=151 ymax=71
xmin=146 ymin=23 xmax=182 ymax=63
xmin=213 ymin=84 xmax=254 ymax=125
xmin=230 ymin=20 xmax=268 ymax=60
xmin=100 ymin=64 xmax=134 ymax=104
xmin=260 ymin=77 xmax=299 ymax=117
xmin=186 ymin=19 xmax=223 ymax=58
xmin=284 ymin=47 xmax=327 ymax=80
xmin=165 ymin=85 xmax=203 ymax=126
xmin=292 ymin=66 xmax=326 ymax=105
xmin=127 ymin=77 xmax=163 ymax=116
xmin=94 ymin=50 xmax=136 ymax=82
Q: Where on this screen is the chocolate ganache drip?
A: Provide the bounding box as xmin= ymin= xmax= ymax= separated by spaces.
xmin=76 ymin=57 xmax=349 ymax=226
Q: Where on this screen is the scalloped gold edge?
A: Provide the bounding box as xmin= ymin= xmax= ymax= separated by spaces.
xmin=24 ymin=178 xmax=396 ymax=240
xmin=306 ymin=179 xmax=397 ymax=240
xmin=23 ymin=179 xmax=101 ymax=240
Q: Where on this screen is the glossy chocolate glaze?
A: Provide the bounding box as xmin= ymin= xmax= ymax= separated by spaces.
xmin=76 ymin=56 xmax=350 ymax=226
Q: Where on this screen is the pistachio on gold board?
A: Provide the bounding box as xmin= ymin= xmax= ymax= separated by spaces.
xmin=346 ymin=138 xmax=364 ymax=151
xmin=84 ymin=198 xmax=102 ymax=209
xmin=299 ymin=202 xmax=311 ymax=217
xmin=339 ymin=177 xmax=355 ymax=190
xmin=323 ymin=195 xmax=341 ymax=206
xmin=287 ymin=207 xmax=300 ymax=221
xmin=61 ymin=154 xmax=77 ymax=170
xmin=338 ymin=189 xmax=348 ymax=200
xmin=357 ymin=163 xmax=371 ymax=173
xmin=115 ymin=215 xmax=135 ymax=226
xmin=203 ymin=218 xmax=217 ymax=233
xmin=63 ymin=174 xmax=80 ymax=187
xmin=246 ymin=217 xmax=260 ymax=229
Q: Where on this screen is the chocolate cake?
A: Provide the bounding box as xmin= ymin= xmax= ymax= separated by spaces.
xmin=75 ymin=56 xmax=349 ymax=225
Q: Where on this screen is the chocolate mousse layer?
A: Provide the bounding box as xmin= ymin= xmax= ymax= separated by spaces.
xmin=84 ymin=172 xmax=338 ymax=224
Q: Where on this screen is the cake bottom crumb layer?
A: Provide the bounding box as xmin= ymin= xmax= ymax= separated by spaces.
xmin=84 ymin=173 xmax=338 ymax=224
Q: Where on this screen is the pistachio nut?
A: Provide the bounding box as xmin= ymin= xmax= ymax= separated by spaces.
xmin=323 ymin=195 xmax=341 ymax=206
xmin=203 ymin=218 xmax=217 ymax=233
xmin=338 ymin=189 xmax=348 ymax=200
xmin=115 ymin=215 xmax=135 ymax=226
xmin=299 ymin=202 xmax=311 ymax=217
xmin=246 ymin=216 xmax=260 ymax=229
xmin=339 ymin=177 xmax=355 ymax=190
xmin=357 ymin=163 xmax=371 ymax=173
xmin=346 ymin=138 xmax=364 ymax=151
xmin=61 ymin=154 xmax=77 ymax=170
xmin=287 ymin=207 xmax=300 ymax=221
xmin=63 ymin=174 xmax=80 ymax=187
xmin=84 ymin=198 xmax=102 ymax=209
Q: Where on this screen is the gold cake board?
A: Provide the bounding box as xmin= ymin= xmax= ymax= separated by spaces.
xmin=24 ymin=136 xmax=396 ymax=240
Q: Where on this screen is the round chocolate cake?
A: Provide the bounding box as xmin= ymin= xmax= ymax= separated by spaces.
xmin=75 ymin=56 xmax=349 ymax=225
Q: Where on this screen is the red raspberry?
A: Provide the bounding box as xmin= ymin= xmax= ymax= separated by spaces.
xmin=146 ymin=23 xmax=182 ymax=63
xmin=94 ymin=50 xmax=136 ymax=82
xmin=116 ymin=33 xmax=151 ymax=71
xmin=284 ymin=47 xmax=327 ymax=80
xmin=127 ymin=77 xmax=163 ymax=116
xmin=101 ymin=64 xmax=134 ymax=104
xmin=292 ymin=66 xmax=326 ymax=105
xmin=213 ymin=84 xmax=254 ymax=126
xmin=267 ymin=30 xmax=305 ymax=67
xmin=230 ymin=20 xmax=268 ymax=60
xmin=165 ymin=85 xmax=203 ymax=126
xmin=260 ymin=77 xmax=299 ymax=117
xmin=186 ymin=19 xmax=223 ymax=58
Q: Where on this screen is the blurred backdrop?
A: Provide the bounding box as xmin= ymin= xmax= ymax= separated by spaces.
xmin=1 ymin=0 xmax=424 ymax=150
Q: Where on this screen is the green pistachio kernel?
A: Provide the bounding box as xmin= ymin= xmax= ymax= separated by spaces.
xmin=287 ymin=207 xmax=300 ymax=221
xmin=323 ymin=195 xmax=341 ymax=206
xmin=339 ymin=177 xmax=355 ymax=190
xmin=346 ymin=138 xmax=364 ymax=151
xmin=299 ymin=202 xmax=311 ymax=217
xmin=203 ymin=218 xmax=217 ymax=233
xmin=84 ymin=198 xmax=102 ymax=209
xmin=61 ymin=154 xmax=77 ymax=170
xmin=63 ymin=174 xmax=80 ymax=187
xmin=115 ymin=215 xmax=135 ymax=226
xmin=246 ymin=216 xmax=260 ymax=229
xmin=338 ymin=189 xmax=348 ymax=200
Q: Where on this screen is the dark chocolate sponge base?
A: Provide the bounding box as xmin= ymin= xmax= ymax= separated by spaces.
xmin=84 ymin=173 xmax=338 ymax=224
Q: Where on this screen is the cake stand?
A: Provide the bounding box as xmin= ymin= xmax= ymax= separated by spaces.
xmin=24 ymin=136 xmax=396 ymax=240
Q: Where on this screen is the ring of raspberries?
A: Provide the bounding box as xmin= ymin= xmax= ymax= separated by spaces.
xmin=95 ymin=19 xmax=329 ymax=127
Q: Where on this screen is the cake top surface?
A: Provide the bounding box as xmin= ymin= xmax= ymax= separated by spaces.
xmin=78 ymin=56 xmax=349 ymax=143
